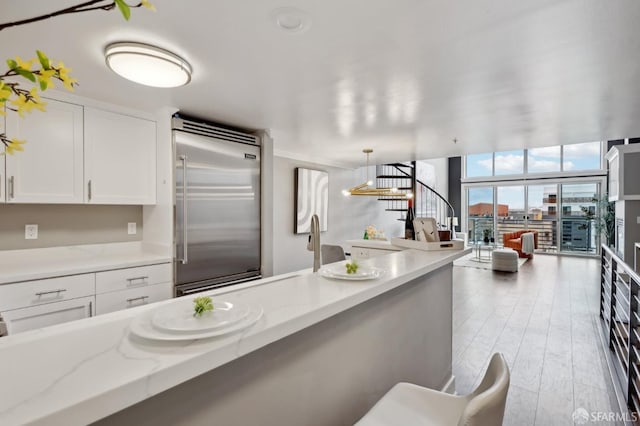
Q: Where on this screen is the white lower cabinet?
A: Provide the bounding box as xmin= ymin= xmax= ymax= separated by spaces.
xmin=0 ymin=262 xmax=173 ymax=336
xmin=94 ymin=263 xmax=173 ymax=315
xmin=0 ymin=274 xmax=94 ymax=312
xmin=95 ymin=263 xmax=172 ymax=294
xmin=1 ymin=296 xmax=94 ymax=335
xmin=95 ymin=282 xmax=173 ymax=315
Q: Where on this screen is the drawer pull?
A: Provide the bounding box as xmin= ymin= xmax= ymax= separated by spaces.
xmin=126 ymin=276 xmax=149 ymax=284
xmin=126 ymin=296 xmax=149 ymax=304
xmin=35 ymin=289 xmax=67 ymax=297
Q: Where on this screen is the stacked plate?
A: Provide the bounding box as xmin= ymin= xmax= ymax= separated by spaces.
xmin=129 ymin=299 xmax=263 ymax=341
xmin=319 ymin=265 xmax=384 ymax=281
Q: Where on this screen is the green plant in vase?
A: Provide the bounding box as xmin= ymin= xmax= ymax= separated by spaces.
xmin=579 ymin=194 xmax=615 ymax=248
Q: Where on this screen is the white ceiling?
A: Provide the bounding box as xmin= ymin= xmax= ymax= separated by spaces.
xmin=2 ymin=0 xmax=640 ymax=167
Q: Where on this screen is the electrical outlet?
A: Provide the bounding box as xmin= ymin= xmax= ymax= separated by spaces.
xmin=25 ymin=224 xmax=38 ymax=240
xmin=128 ymin=222 xmax=137 ymax=235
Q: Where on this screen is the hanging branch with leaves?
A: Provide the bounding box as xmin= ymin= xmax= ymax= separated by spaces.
xmin=0 ymin=0 xmax=155 ymax=154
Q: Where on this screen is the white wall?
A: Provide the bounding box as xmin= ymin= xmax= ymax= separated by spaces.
xmin=417 ymin=158 xmax=448 ymax=197
xmin=271 ymin=156 xmax=404 ymax=275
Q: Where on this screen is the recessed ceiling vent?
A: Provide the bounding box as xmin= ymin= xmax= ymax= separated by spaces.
xmin=172 ymin=116 xmax=258 ymax=145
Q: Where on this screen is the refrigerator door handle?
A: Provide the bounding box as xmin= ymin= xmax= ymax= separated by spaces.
xmin=180 ymin=154 xmax=189 ymax=264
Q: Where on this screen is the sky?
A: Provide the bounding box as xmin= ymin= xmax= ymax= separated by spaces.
xmin=466 ymin=141 xmax=602 ymax=177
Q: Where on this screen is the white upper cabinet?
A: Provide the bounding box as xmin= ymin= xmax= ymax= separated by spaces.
xmin=5 ymin=99 xmax=84 ymax=203
xmin=606 ymin=144 xmax=640 ymax=201
xmin=84 ymin=107 xmax=156 ymax=204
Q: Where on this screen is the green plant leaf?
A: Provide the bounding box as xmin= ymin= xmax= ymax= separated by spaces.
xmin=15 ymin=68 xmax=36 ymax=82
xmin=114 ymin=0 xmax=131 ymax=20
xmin=36 ymin=50 xmax=50 ymax=70
xmin=6 ymin=59 xmax=17 ymax=69
xmin=39 ymin=78 xmax=48 ymax=91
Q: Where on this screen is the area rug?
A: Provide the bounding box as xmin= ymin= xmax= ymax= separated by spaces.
xmin=454 ymin=253 xmax=528 ymax=270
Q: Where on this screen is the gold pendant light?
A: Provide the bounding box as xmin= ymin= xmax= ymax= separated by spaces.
xmin=342 ymin=149 xmax=413 ymax=198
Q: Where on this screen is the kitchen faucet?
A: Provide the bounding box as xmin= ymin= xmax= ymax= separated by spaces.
xmin=307 ymin=214 xmax=321 ymax=272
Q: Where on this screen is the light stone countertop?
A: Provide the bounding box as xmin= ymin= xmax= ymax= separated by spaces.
xmin=0 ymin=247 xmax=470 ymax=426
xmin=0 ymin=242 xmax=172 ymax=285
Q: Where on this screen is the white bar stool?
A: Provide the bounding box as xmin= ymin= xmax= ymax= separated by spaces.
xmin=354 ymin=353 xmax=510 ymax=426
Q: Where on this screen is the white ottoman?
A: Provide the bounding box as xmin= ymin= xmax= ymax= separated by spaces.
xmin=492 ymin=248 xmax=518 ymax=272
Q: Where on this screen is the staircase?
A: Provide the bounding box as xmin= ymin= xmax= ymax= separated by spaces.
xmin=376 ymin=162 xmax=455 ymax=230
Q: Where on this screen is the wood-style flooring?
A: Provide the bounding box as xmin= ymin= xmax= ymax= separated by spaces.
xmin=453 ymin=254 xmax=622 ymax=426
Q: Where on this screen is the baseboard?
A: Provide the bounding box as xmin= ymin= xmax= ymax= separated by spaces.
xmin=441 ymin=375 xmax=456 ymax=394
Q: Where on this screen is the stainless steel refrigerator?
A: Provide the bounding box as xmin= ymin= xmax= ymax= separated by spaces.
xmin=173 ymin=117 xmax=261 ymax=296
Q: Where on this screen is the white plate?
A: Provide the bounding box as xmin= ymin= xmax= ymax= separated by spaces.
xmin=130 ymin=305 xmax=263 ymax=341
xmin=319 ymin=266 xmax=384 ymax=281
xmin=151 ymin=300 xmax=251 ymax=333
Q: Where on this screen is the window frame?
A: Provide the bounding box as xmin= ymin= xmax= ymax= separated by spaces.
xmin=462 ymin=142 xmax=605 ymax=184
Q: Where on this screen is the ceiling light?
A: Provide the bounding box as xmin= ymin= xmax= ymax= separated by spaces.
xmin=105 ymin=42 xmax=192 ymax=88
xmin=271 ymin=7 xmax=311 ymax=33
xmin=342 ymin=149 xmax=413 ymax=198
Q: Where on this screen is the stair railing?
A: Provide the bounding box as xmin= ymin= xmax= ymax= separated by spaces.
xmin=376 ymin=163 xmax=455 ymax=231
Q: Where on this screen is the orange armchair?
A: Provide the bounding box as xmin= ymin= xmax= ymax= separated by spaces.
xmin=503 ymin=230 xmax=538 ymax=258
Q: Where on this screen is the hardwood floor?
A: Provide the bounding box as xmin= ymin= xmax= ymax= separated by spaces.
xmin=453 ymin=254 xmax=623 ymax=426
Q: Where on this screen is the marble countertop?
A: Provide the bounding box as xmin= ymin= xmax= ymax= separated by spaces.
xmin=0 ymin=242 xmax=172 ymax=285
xmin=0 ymin=247 xmax=470 ymax=426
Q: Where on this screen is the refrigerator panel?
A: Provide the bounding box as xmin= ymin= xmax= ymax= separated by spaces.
xmin=175 ymin=131 xmax=260 ymax=286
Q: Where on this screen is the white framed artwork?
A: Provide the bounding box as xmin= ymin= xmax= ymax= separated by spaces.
xmin=294 ymin=168 xmax=329 ymax=234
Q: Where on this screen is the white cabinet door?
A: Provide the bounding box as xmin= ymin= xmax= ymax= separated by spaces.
xmin=95 ymin=282 xmax=173 ymax=315
xmin=84 ymin=107 xmax=156 ymax=204
xmin=1 ymin=296 xmax=94 ymax=335
xmin=5 ymin=99 xmax=84 ymax=203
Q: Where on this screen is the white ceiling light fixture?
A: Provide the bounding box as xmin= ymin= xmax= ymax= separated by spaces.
xmin=105 ymin=42 xmax=192 ymax=88
xmin=342 ymin=149 xmax=413 ymax=198
xmin=271 ymin=7 xmax=311 ymax=33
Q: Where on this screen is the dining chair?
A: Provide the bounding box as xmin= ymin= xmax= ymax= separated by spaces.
xmin=355 ymin=353 xmax=510 ymax=426
xmin=320 ymin=244 xmax=346 ymax=265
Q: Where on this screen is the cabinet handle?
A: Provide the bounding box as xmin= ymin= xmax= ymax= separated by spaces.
xmin=89 ymin=300 xmax=93 ymax=317
xmin=180 ymin=155 xmax=189 ymax=264
xmin=126 ymin=295 xmax=149 ymax=304
xmin=9 ymin=176 xmax=14 ymax=199
xmin=35 ymin=289 xmax=67 ymax=297
xmin=88 ymin=180 xmax=92 ymax=201
xmin=126 ymin=276 xmax=149 ymax=284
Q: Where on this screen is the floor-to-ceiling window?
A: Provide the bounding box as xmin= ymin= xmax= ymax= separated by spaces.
xmin=527 ymin=184 xmax=558 ymax=253
xmin=560 ymin=183 xmax=598 ymax=254
xmin=467 ymin=187 xmax=494 ymax=244
xmin=496 ymin=185 xmax=525 ymax=245
xmin=463 ymin=142 xmax=606 ymax=256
